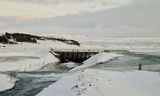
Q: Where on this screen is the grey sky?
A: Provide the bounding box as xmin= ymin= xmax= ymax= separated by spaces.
xmin=0 ymin=0 xmax=159 ymax=37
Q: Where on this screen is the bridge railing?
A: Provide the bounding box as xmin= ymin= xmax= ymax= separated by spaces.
xmin=51 ymin=48 xmax=104 ymax=53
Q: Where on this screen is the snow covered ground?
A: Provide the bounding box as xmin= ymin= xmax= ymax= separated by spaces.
xmin=0 ymin=40 xmax=103 ymax=53
xmin=1 ymin=33 xmax=160 ymax=52
xmin=36 ymin=69 xmax=160 ymax=96
xmin=41 ymin=34 xmax=160 ymax=53
xmin=61 ymin=62 xmax=79 ymax=68
xmin=0 ymin=51 xmax=59 ymax=72
xmin=0 ymin=73 xmax=18 ymax=92
xmin=69 ymin=53 xmax=123 ymax=73
xmin=83 ymin=37 xmax=160 ymax=52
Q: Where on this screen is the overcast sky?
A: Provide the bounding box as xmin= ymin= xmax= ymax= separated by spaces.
xmin=0 ymin=0 xmax=159 ymax=37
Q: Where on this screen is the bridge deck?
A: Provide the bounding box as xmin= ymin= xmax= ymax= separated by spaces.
xmin=50 ymin=49 xmax=103 ymax=63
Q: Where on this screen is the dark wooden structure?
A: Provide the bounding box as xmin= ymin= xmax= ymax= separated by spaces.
xmin=50 ymin=49 xmax=103 ymax=63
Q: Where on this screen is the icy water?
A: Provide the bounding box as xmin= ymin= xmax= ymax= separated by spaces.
xmin=1 ymin=50 xmax=160 ymax=96
xmin=0 ymin=63 xmax=72 ymax=96
xmin=93 ymin=50 xmax=160 ymax=72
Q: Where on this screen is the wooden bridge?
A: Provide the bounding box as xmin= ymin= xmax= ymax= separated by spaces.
xmin=50 ymin=49 xmax=104 ymax=63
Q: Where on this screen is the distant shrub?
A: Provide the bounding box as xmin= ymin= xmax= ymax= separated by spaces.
xmin=0 ymin=32 xmax=80 ymax=46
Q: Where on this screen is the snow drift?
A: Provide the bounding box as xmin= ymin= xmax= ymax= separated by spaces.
xmin=0 ymin=73 xmax=18 ymax=92
xmin=0 ymin=51 xmax=59 ymax=72
xmin=69 ymin=53 xmax=123 ymax=72
xmin=36 ymin=69 xmax=160 ymax=96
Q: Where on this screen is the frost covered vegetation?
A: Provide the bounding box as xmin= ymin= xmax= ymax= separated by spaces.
xmin=0 ymin=32 xmax=80 ymax=46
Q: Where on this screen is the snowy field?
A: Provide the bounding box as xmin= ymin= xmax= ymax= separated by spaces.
xmin=0 ymin=51 xmax=59 ymax=72
xmin=0 ymin=40 xmax=103 ymax=52
xmin=83 ymin=37 xmax=160 ymax=52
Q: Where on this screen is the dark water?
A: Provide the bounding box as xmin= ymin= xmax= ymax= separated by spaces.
xmin=1 ymin=50 xmax=160 ymax=96
xmin=0 ymin=63 xmax=71 ymax=96
xmin=1 ymin=73 xmax=54 ymax=96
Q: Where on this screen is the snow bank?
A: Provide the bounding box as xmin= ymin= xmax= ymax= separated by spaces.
xmin=0 ymin=51 xmax=59 ymax=72
xmin=36 ymin=71 xmax=81 ymax=96
xmin=83 ymin=53 xmax=122 ymax=65
xmin=61 ymin=62 xmax=79 ymax=68
xmin=36 ymin=69 xmax=160 ymax=96
xmin=69 ymin=53 xmax=123 ymax=72
xmin=0 ymin=73 xmax=18 ymax=92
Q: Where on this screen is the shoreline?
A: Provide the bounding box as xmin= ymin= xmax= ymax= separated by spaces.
xmin=0 ymin=79 xmax=19 ymax=93
xmin=0 ymin=72 xmax=18 ymax=92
